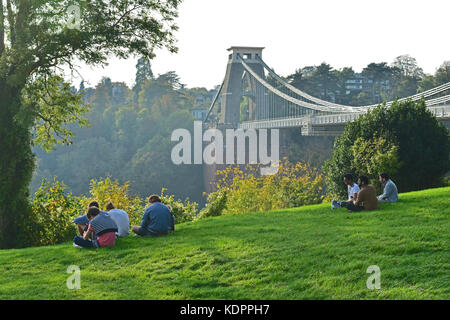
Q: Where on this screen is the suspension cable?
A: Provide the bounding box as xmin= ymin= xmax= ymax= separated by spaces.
xmin=240 ymin=57 xmax=365 ymax=113
xmin=257 ymin=56 xmax=450 ymax=109
xmin=204 ymin=80 xmax=224 ymax=122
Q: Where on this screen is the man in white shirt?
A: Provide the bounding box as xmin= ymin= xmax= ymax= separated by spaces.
xmin=345 ymin=173 xmax=360 ymax=202
xmin=105 ymin=201 xmax=130 ymax=237
xmin=332 ymin=173 xmax=360 ymax=210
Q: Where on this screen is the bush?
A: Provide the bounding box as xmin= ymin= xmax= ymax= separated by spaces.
xmin=198 ymin=159 xmax=326 ymax=218
xmin=323 ymin=99 xmax=449 ymax=197
xmin=27 ymin=177 xmax=82 ymax=246
xmin=87 ymin=179 xmax=198 ymax=225
xmin=261 ymin=161 xmax=325 ymax=209
xmin=350 ymin=136 xmax=401 ymax=193
xmin=25 ymin=177 xmax=198 ymax=247
xmin=85 ymin=177 xmax=144 ymax=226
xmin=197 ymin=188 xmax=228 ymax=219
xmin=160 ymin=188 xmax=198 ymax=223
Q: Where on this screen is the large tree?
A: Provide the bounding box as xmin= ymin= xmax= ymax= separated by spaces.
xmin=435 ymin=61 xmax=450 ymax=85
xmin=391 ymin=54 xmax=425 ymax=79
xmin=361 ymin=62 xmax=394 ymax=104
xmin=323 ymin=99 xmax=449 ymax=198
xmin=389 ymin=55 xmax=425 ymax=99
xmin=132 ymin=56 xmax=154 ymax=102
xmin=0 ymin=0 xmax=181 ymax=248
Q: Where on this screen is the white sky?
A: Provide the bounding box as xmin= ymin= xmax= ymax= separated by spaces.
xmin=72 ymin=0 xmax=450 ymax=90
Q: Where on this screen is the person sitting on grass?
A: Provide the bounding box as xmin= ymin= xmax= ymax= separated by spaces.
xmin=377 ymin=172 xmax=398 ymax=203
xmin=73 ymin=201 xmax=108 ymax=236
xmin=132 ymin=194 xmax=175 ymax=237
xmin=338 ymin=175 xmax=379 ymax=212
xmin=105 ymin=201 xmax=130 ymax=238
xmin=73 ymin=207 xmax=118 ymax=249
xmin=331 ymin=173 xmax=360 ymax=210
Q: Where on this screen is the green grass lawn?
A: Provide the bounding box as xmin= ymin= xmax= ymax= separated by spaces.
xmin=0 ymin=187 xmax=449 ymax=300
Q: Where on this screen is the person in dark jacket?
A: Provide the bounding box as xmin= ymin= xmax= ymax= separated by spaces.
xmin=132 ymin=195 xmax=175 ymax=237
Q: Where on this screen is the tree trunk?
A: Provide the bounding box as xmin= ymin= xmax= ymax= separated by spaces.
xmin=0 ymin=1 xmax=5 ymax=55
xmin=0 ymin=79 xmax=35 ymax=248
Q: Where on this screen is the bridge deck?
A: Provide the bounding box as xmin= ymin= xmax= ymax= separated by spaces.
xmin=239 ymin=105 xmax=450 ymax=135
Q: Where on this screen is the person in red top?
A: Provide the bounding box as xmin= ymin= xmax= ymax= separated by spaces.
xmin=73 ymin=207 xmax=118 ymax=248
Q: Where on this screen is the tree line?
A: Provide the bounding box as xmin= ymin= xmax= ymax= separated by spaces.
xmin=32 ymin=59 xmax=208 ymax=206
xmin=0 ymin=0 xmax=182 ymax=248
xmin=286 ymin=55 xmax=450 ymax=106
xmin=33 ymin=56 xmax=450 ymax=209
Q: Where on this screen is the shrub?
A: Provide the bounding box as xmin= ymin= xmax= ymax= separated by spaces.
xmin=160 ymin=188 xmax=198 ymax=223
xmin=262 ymin=161 xmax=325 ymax=209
xmin=350 ymin=136 xmax=401 ymax=193
xmin=198 ymin=159 xmax=326 ymax=218
xmin=27 ymin=177 xmax=82 ymax=246
xmin=197 ymin=188 xmax=228 ymax=219
xmin=21 ymin=176 xmax=200 ymax=247
xmin=323 ymin=99 xmax=449 ymax=197
xmin=85 ymin=177 xmax=144 ymax=226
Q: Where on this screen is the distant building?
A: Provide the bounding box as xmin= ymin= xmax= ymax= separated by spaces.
xmin=345 ymin=74 xmax=390 ymax=95
xmin=301 ymin=66 xmax=316 ymax=77
xmin=194 ymin=88 xmax=219 ymax=107
xmin=345 ymin=73 xmax=364 ymax=94
xmin=111 ymin=82 xmax=129 ymax=104
xmin=111 ymin=83 xmax=124 ymax=97
xmin=190 ymin=86 xmax=220 ymax=120
xmin=195 ymin=94 xmax=207 ymax=106
xmin=191 ymin=109 xmax=209 ymax=121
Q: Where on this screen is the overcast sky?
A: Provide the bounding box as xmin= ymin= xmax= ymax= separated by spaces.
xmin=72 ymin=0 xmax=450 ymax=90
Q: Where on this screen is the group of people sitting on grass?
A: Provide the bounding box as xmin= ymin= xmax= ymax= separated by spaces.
xmin=331 ymin=172 xmax=398 ymax=212
xmin=71 ymin=172 xmax=398 ymax=248
xmin=73 ymin=194 xmax=175 ymax=249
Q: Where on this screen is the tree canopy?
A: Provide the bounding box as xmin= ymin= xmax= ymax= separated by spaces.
xmin=323 ymin=99 xmax=450 ymax=198
xmin=32 ymin=71 xmax=205 ymax=210
xmin=0 ymin=0 xmax=181 ymax=248
xmin=286 ymin=55 xmax=448 ymax=107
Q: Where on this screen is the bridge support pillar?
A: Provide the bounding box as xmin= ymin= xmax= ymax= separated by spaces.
xmin=221 ymin=47 xmax=265 ymax=127
xmin=202 ymin=124 xmax=291 ymax=194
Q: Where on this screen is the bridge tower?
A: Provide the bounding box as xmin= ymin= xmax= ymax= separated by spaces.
xmin=220 ymin=47 xmax=265 ymax=127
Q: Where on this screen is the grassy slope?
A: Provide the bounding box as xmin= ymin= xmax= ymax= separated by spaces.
xmin=0 ymin=187 xmax=448 ymax=300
